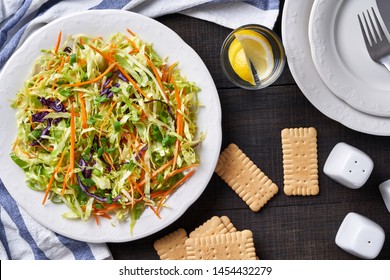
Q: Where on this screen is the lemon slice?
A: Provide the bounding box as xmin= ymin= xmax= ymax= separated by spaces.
xmin=235 ymin=30 xmax=274 ymax=81
xmin=228 ymin=37 xmax=255 ymax=85
xmin=227 ymin=29 xmax=274 ymax=85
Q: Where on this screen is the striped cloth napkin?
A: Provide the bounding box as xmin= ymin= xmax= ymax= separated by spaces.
xmin=0 ymin=0 xmax=280 ymax=260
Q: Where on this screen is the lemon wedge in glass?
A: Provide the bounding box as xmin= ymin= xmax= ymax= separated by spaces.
xmin=227 ymin=29 xmax=274 ymax=85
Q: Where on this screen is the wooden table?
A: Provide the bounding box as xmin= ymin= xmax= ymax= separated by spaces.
xmin=108 ymin=2 xmax=390 ymax=260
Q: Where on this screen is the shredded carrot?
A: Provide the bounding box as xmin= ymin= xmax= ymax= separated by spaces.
xmin=129 ymin=176 xmax=145 ymax=199
xmin=129 ymin=49 xmax=139 ymax=55
xmin=126 ymin=38 xmax=139 ymax=52
xmin=103 ymin=152 xmax=116 ymax=171
xmin=28 ymin=115 xmax=35 ymax=130
xmin=78 ymin=58 xmax=87 ymax=67
xmin=20 ymin=148 xmax=34 ymax=159
xmin=12 ymin=139 xmax=19 ymax=153
xmin=144 ymin=54 xmax=168 ymax=101
xmin=126 ymin=28 xmax=136 ymax=37
xmin=137 ymin=158 xmax=174 ymax=188
xmin=42 ymin=150 xmax=66 ymax=205
xmin=150 ymin=190 xmax=166 ymax=199
xmin=78 ymin=92 xmax=88 ymax=129
xmin=93 ymin=214 xmax=100 ymax=225
xmin=156 ymin=169 xmax=196 ymax=213
xmin=54 ymin=31 xmax=62 ymax=54
xmin=31 ymin=108 xmax=54 ymax=112
xmin=92 ymin=212 xmax=110 ymax=224
xmin=139 ymin=168 xmax=145 ymax=187
xmin=46 ymin=60 xmax=53 ymax=71
xmin=99 ymin=101 xmax=116 ymax=138
xmin=161 ymin=67 xmax=167 ymax=82
xmin=157 ymin=163 xmax=198 ymax=185
xmin=135 ymin=183 xmax=145 ymax=199
xmin=34 ymin=145 xmax=53 ymax=152
xmin=163 ymin=63 xmax=177 ymax=82
xmin=103 ymin=203 xmax=123 ymax=212
xmin=172 ymin=80 xmax=183 ymax=169
xmin=92 ymin=204 xmax=125 ymax=224
xmin=104 ymin=79 xmax=113 ymax=89
xmin=127 ymin=179 xmax=145 ymax=206
xmin=94 ymin=211 xmax=112 ymax=219
xmin=57 ymin=57 xmax=65 ymax=73
xmin=70 ymin=103 xmax=75 ymax=184
xmin=65 ymin=63 xmax=117 ymax=87
xmin=51 ymin=78 xmax=57 ymax=91
xmin=88 ymin=44 xmax=114 ymax=62
xmin=36 ymin=76 xmax=45 ymax=83
xmin=109 ymin=43 xmax=117 ymax=58
xmin=128 ymin=177 xmax=135 ymax=209
xmin=172 ymin=139 xmax=181 ymax=170
xmin=115 ymin=63 xmax=149 ymax=99
xmin=149 ymin=206 xmax=161 ymax=219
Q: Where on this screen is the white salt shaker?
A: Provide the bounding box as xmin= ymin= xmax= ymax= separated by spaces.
xmin=379 ymin=179 xmax=390 ymax=213
xmin=335 ymin=212 xmax=385 ymax=259
xmin=323 ymin=142 xmax=374 ymax=189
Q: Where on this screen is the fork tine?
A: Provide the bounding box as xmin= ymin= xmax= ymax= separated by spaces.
xmin=367 ymin=8 xmax=381 ymax=42
xmin=358 ymin=7 xmax=390 ymax=71
xmin=358 ymin=13 xmax=371 ymax=46
xmin=363 ymin=11 xmax=375 ymax=45
xmin=371 ymin=7 xmax=389 ymax=42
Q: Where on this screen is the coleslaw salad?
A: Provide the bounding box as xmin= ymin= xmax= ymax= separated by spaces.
xmin=10 ymin=30 xmax=203 ymax=232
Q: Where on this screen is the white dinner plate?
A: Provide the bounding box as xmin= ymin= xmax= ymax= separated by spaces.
xmin=282 ymin=0 xmax=390 ymax=135
xmin=0 ymin=10 xmax=222 ymax=242
xmin=309 ymin=0 xmax=390 ymax=117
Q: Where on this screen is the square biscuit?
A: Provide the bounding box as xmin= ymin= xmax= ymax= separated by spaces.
xmin=189 ymin=216 xmax=237 ymax=238
xmin=153 ymin=228 xmax=188 ymax=260
xmin=281 ymin=127 xmax=319 ymax=196
xmin=185 ymin=230 xmax=257 ymax=260
xmin=215 ymin=143 xmax=278 ymax=212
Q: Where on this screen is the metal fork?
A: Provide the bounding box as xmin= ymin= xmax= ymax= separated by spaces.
xmin=358 ymin=7 xmax=390 ymax=71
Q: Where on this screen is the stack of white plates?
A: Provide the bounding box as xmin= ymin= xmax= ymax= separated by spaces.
xmin=282 ymin=0 xmax=390 ymax=135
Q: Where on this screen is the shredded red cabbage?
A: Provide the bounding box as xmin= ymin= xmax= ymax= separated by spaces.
xmin=116 ymin=71 xmax=128 ymax=82
xmin=38 ymin=97 xmax=66 ymax=112
xmin=76 ymin=173 xmax=121 ymax=203
xmin=32 ymin=111 xmax=49 ymax=123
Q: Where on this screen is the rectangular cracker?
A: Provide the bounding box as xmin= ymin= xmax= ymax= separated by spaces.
xmin=185 ymin=230 xmax=257 ymax=260
xmin=215 ymin=143 xmax=278 ymax=212
xmin=153 ymin=228 xmax=188 ymax=260
xmin=281 ymin=127 xmax=319 ymax=196
xmin=189 ymin=216 xmax=237 ymax=238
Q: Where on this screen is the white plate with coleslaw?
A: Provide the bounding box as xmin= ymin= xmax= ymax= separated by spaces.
xmin=0 ymin=10 xmax=222 ymax=242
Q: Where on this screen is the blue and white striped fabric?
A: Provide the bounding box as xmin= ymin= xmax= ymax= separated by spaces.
xmin=0 ymin=0 xmax=280 ymax=260
xmin=0 ymin=185 xmax=111 ymax=259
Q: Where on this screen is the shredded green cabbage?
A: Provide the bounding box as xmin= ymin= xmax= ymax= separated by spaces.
xmin=10 ymin=31 xmax=203 ymax=232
